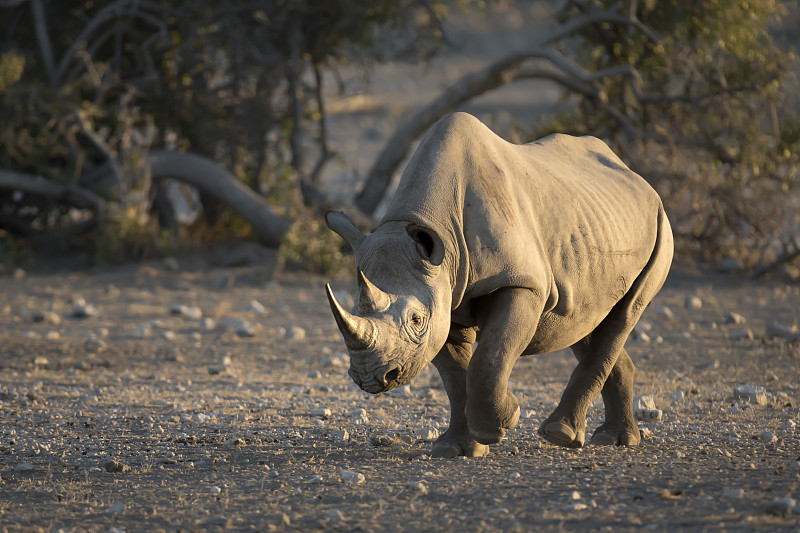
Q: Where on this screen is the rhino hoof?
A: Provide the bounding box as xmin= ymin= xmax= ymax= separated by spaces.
xmin=590 ymin=426 xmax=640 ymax=446
xmin=538 ymin=420 xmax=585 ymax=448
xmin=431 ymin=440 xmax=489 ymax=458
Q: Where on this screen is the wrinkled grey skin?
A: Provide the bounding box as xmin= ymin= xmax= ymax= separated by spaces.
xmin=326 ymin=112 xmax=673 ymax=458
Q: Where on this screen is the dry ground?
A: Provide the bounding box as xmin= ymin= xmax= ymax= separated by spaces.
xmin=0 ymin=260 xmax=799 ymax=532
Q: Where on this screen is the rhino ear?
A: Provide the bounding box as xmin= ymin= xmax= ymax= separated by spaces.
xmin=326 ymin=211 xmax=365 ymax=250
xmin=407 ymin=224 xmax=445 ymax=266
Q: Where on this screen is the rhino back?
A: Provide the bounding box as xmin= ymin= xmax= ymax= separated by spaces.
xmin=382 ymin=113 xmax=662 ymax=341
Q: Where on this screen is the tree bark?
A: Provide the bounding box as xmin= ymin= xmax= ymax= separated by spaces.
xmin=146 ymin=151 xmax=291 ymax=247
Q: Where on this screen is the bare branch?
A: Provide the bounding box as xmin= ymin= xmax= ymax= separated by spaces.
xmin=0 ymin=0 xmax=29 ymax=8
xmin=29 ymin=0 xmax=56 ymax=87
xmin=355 ymin=8 xmax=662 ymax=215
xmin=0 ymin=170 xmax=107 ymax=211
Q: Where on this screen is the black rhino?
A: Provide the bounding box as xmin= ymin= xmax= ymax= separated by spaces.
xmin=325 ymin=112 xmax=673 ymax=457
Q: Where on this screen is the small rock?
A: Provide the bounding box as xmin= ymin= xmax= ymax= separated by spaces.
xmin=564 ymin=502 xmax=588 ymax=511
xmin=632 ymin=330 xmax=651 ymax=343
xmin=130 ymin=325 xmax=152 ymax=338
xmin=328 ymin=509 xmax=345 ymax=522
xmin=219 ymin=318 xmax=257 ymax=338
xmin=509 ymin=472 xmax=521 ymax=479
xmin=765 ymin=321 xmax=798 ymax=339
xmin=569 ymin=490 xmax=582 ymax=500
xmin=224 ymin=437 xmax=245 ymax=446
xmin=162 ymin=257 xmax=180 ymax=271
xmin=634 ymin=396 xmax=657 ymax=410
xmin=201 ymin=317 xmax=216 ymax=332
xmin=331 ymin=429 xmax=349 ymax=440
xmin=340 ymin=470 xmax=365 ymax=484
xmin=14 ymin=462 xmax=34 ymax=472
xmin=248 ymin=300 xmax=267 ymax=314
xmin=729 ymin=329 xmax=753 ymax=341
xmin=207 ymin=365 xmax=229 ymax=375
xmin=107 ymin=502 xmax=126 ymax=514
xmin=759 ymin=431 xmax=777 ymax=444
xmin=720 ymin=257 xmax=742 ymax=272
xmin=725 ymin=312 xmax=747 ymax=325
xmin=486 ymin=507 xmax=510 ymax=516
xmin=671 ymin=390 xmax=685 ymax=401
xmin=407 ymin=481 xmax=428 ymax=494
xmin=71 ymin=304 xmax=98 ymax=319
xmin=31 ymin=311 xmax=60 ymax=325
xmin=209 ymin=486 xmax=222 ymax=494
xmin=733 ymin=385 xmax=767 ymax=405
xmin=389 ymin=384 xmax=413 ymax=397
xmin=85 ymin=338 xmax=107 ymax=353
xmin=639 ymin=427 xmax=654 ymax=439
xmin=637 ymin=409 xmax=663 ymax=421
xmin=13 ymin=268 xmax=25 ymax=279
xmin=349 ymin=408 xmax=367 ymax=417
xmin=44 ymin=331 xmax=60 ymax=340
xmin=655 ymin=306 xmax=674 ymax=320
xmin=764 ymin=496 xmax=797 ymax=516
xmin=33 ymin=356 xmax=49 ymax=366
xmin=307 ymin=370 xmax=322 ymax=379
xmin=309 ymin=475 xmax=324 ymax=484
xmin=685 ymin=295 xmax=702 ymax=309
xmin=286 ymin=326 xmax=306 ymax=340
xmin=103 ymin=460 xmax=131 ymax=473
xmin=370 ymin=435 xmax=396 ymax=447
xmin=723 ymin=488 xmax=745 ymax=499
xmin=311 ymin=408 xmax=332 ymax=417
xmin=417 ymin=427 xmax=439 ymax=441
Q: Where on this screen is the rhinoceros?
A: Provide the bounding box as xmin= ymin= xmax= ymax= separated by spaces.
xmin=325 ymin=112 xmax=673 ymax=457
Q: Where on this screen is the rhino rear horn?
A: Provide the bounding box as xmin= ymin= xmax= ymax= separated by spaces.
xmin=326 ymin=284 xmax=374 ymax=351
xmin=357 ymin=270 xmax=390 ymax=314
xmin=326 ymin=211 xmax=365 ymax=251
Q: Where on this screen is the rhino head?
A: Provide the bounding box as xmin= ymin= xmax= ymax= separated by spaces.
xmin=325 ymin=212 xmax=452 ymax=394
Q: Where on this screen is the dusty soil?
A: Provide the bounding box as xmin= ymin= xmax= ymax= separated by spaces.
xmin=0 ymin=261 xmax=799 ymax=532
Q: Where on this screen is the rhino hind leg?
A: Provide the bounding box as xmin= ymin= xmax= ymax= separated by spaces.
xmin=573 ymin=342 xmax=640 ymax=446
xmin=430 ymin=328 xmax=489 ymax=458
xmin=540 ymin=208 xmax=673 ymax=449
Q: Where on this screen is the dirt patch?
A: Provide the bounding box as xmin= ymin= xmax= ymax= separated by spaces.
xmin=0 ymin=263 xmax=798 ymax=532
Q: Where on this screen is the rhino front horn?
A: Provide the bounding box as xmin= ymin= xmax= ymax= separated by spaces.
xmin=357 ymin=270 xmax=390 ymax=314
xmin=325 ymin=284 xmax=374 ymax=351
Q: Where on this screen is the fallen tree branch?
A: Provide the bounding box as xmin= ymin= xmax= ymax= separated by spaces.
xmin=146 ymin=151 xmax=291 ymax=248
xmin=0 ymin=170 xmax=107 ymax=211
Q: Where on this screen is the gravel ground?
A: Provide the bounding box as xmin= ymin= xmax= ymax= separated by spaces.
xmin=0 ymin=261 xmax=799 ymax=532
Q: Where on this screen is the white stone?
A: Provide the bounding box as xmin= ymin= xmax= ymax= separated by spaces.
xmin=311 ymin=408 xmax=331 ymax=417
xmin=765 ymin=321 xmax=798 ymax=339
xmin=634 ymin=396 xmax=657 ymax=410
xmin=107 ymin=502 xmax=126 ymax=514
xmin=733 ymin=385 xmax=767 ymax=405
xmin=723 ymin=488 xmax=744 ymax=499
xmin=764 ymin=497 xmax=797 ymax=516
xmin=760 ymin=431 xmax=777 ymax=444
xmin=328 ymin=509 xmax=345 ymax=521
xmin=418 ymin=427 xmax=439 ymax=441
xmin=349 ymin=408 xmax=367 ymax=417
xmin=685 ymin=295 xmax=702 ymax=309
xmin=729 ymin=329 xmax=753 ymax=341
xmin=331 ymin=429 xmax=349 ymax=440
xmin=340 ymin=470 xmax=365 ymax=484
xmin=725 ymin=312 xmax=747 ymax=325
xmin=656 ymin=306 xmax=674 ymax=320
xmin=671 ymin=390 xmax=685 ymax=401
xmin=286 ymin=326 xmax=306 ymax=340
xmin=14 ymin=462 xmax=34 ymax=472
xmin=407 ymin=481 xmax=428 ymax=494
xmin=45 ymin=331 xmax=60 ymax=340
xmin=509 ymin=472 xmax=521 ymax=479
xmin=248 ymin=300 xmax=267 ymax=314
xmin=209 ymin=486 xmax=222 ymax=494
xmin=569 ymin=490 xmax=582 ymax=500
xmin=564 ymin=503 xmax=588 ymax=511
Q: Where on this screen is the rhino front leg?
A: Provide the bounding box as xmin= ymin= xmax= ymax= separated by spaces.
xmin=430 ymin=327 xmax=489 ymax=458
xmin=466 ymin=288 xmax=542 ymax=445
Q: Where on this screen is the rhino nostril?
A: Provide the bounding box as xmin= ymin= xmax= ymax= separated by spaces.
xmin=383 ymin=367 xmax=400 ymax=386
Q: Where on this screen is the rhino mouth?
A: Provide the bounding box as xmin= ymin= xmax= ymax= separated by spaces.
xmin=349 ymin=362 xmax=404 ymax=394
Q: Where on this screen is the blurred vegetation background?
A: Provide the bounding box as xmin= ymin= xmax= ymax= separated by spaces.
xmin=0 ymin=0 xmax=797 ymax=276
